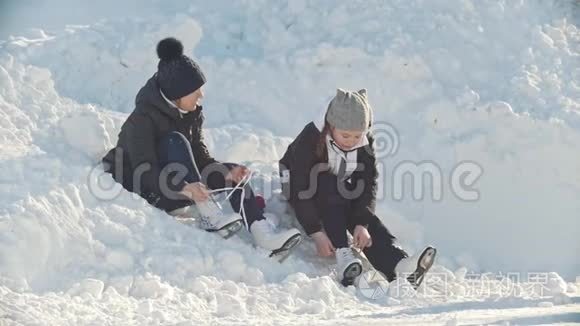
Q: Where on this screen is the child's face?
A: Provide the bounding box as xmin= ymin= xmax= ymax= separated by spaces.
xmin=176 ymin=87 xmax=204 ymax=111
xmin=330 ymin=127 xmax=365 ymax=151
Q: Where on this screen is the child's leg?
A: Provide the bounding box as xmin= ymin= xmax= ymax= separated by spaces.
xmin=347 ymin=214 xmax=408 ymax=281
xmin=155 ymin=131 xmax=200 ymax=212
xmin=230 ymin=186 xmax=266 ymax=228
xmin=157 ymin=131 xmax=202 ymax=182
xmin=315 ymin=172 xmax=351 ymax=248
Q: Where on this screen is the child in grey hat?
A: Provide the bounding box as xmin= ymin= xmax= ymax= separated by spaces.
xmin=279 ymin=88 xmax=437 ymax=287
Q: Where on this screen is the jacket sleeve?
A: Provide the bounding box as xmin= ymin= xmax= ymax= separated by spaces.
xmin=125 ymin=113 xmax=162 ymax=196
xmin=287 ymin=142 xmax=324 ymax=236
xmin=351 ymin=134 xmax=378 ymax=226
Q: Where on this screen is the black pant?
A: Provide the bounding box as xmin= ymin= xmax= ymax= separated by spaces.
xmin=155 ymin=131 xmax=265 ymax=228
xmin=316 ymin=172 xmax=408 ymax=281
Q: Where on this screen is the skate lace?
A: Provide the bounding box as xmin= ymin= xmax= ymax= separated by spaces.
xmin=207 ymin=170 xmax=254 ymax=230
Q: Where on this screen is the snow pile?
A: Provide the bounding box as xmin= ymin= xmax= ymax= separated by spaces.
xmin=0 ymin=0 xmax=579 ymax=324
xmin=1 ymin=265 xmax=578 ymax=325
xmin=6 ymin=0 xmax=579 ymax=277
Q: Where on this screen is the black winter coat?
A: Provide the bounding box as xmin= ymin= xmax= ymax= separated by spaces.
xmin=279 ymin=122 xmax=379 ymax=235
xmin=102 ymin=74 xmax=221 ymax=208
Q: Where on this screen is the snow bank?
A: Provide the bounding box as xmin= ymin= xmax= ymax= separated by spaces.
xmin=5 ymin=0 xmax=578 ymax=277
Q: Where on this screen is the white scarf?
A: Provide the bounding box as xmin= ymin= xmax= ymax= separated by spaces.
xmin=313 ymin=111 xmax=370 ymax=180
xmin=160 ymin=89 xmax=189 ymax=115
xmin=325 ymin=133 xmax=368 ymax=180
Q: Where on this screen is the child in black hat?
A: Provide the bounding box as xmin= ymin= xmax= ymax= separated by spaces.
xmin=103 ymin=38 xmax=301 ymax=257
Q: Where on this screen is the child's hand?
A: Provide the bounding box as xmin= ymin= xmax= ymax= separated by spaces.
xmin=353 ymin=225 xmax=372 ymax=249
xmin=310 ymin=231 xmax=335 ymax=257
xmin=226 ymin=165 xmax=250 ymax=183
xmin=180 ymin=182 xmax=210 ymax=203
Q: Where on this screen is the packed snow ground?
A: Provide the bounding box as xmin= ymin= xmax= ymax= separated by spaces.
xmin=1 ymin=0 xmax=579 ymax=325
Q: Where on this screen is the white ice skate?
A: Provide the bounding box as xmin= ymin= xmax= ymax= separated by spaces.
xmin=336 ymin=247 xmax=363 ymax=286
xmin=196 ymin=198 xmax=243 ymax=239
xmin=250 ymin=219 xmax=302 ymax=262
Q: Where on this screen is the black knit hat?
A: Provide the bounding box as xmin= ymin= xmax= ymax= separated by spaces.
xmin=156 ymin=37 xmax=206 ymax=100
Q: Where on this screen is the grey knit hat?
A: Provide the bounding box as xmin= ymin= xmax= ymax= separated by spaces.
xmin=326 ymin=88 xmax=372 ymax=131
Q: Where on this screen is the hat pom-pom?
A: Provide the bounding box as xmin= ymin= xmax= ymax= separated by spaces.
xmin=157 ymin=37 xmax=184 ymax=60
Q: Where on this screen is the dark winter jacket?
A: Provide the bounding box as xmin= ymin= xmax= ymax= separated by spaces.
xmin=102 ymin=74 xmax=222 ymax=208
xmin=279 ymin=122 xmax=378 ymax=235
